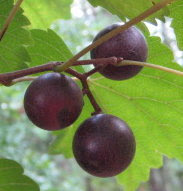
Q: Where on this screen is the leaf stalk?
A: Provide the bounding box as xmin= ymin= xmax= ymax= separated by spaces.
xmin=0 ymin=0 xmax=24 ymax=40
xmin=120 ymin=60 xmax=183 ymax=77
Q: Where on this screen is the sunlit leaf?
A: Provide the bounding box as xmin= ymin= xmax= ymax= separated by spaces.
xmin=87 ymin=0 xmax=170 ymax=24
xmin=169 ymin=0 xmax=183 ymax=50
xmin=0 ymin=0 xmax=32 ymax=73
xmin=27 ymin=29 xmax=72 ymax=66
xmin=22 ymin=0 xmax=73 ymax=28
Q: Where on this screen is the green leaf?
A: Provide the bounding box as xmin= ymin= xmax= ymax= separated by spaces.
xmin=49 ymin=125 xmax=76 ymax=158
xmin=0 ymin=158 xmax=39 ymax=191
xmin=27 ymin=29 xmax=73 ymax=67
xmin=0 ymin=0 xmax=32 ymax=73
xmin=21 ymin=0 xmax=73 ymax=29
xmin=87 ymin=0 xmax=169 ymax=24
xmin=169 ymin=0 xmax=183 ymax=50
xmin=84 ymin=36 xmax=183 ymax=191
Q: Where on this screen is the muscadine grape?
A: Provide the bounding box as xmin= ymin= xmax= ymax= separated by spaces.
xmin=73 ymin=114 xmax=136 ymax=177
xmin=24 ymin=73 xmax=83 ymax=131
xmin=90 ymin=24 xmax=148 ymax=80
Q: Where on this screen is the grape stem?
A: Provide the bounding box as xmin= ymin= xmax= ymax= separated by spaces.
xmin=119 ymin=60 xmax=183 ymax=76
xmin=0 ymin=0 xmax=25 ymax=41
xmin=85 ymin=66 xmax=103 ymax=78
xmin=80 ymin=78 xmax=102 ymax=115
xmin=61 ymin=68 xmax=102 ymax=114
xmin=10 ymin=76 xmax=79 ymax=86
xmin=11 ymin=76 xmax=37 ymax=85
xmin=55 ymin=0 xmax=176 ymax=72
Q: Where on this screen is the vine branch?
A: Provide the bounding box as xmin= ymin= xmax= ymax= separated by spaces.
xmin=0 ymin=62 xmax=62 ymax=86
xmin=0 ymin=58 xmax=120 ymax=86
xmin=72 ymin=57 xmax=122 ymax=66
xmin=1 ymin=58 xmax=183 ymax=86
xmin=0 ymin=0 xmax=24 ymax=41
xmin=56 ymin=0 xmax=176 ymax=72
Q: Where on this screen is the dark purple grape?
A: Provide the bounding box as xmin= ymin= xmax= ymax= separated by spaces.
xmin=24 ymin=73 xmax=83 ymax=131
xmin=73 ymin=114 xmax=136 ymax=177
xmin=90 ymin=24 xmax=148 ymax=80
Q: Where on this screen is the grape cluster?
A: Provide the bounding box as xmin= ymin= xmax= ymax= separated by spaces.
xmin=24 ymin=24 xmax=148 ymax=177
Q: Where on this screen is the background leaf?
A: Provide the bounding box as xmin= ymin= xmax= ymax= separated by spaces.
xmin=0 ymin=158 xmax=39 ymax=191
xmin=0 ymin=0 xmax=32 ymax=73
xmin=169 ymin=0 xmax=183 ymax=50
xmin=87 ymin=0 xmax=169 ymax=24
xmin=21 ymin=0 xmax=73 ymax=29
xmin=27 ymin=29 xmax=85 ymax=73
xmin=27 ymin=29 xmax=73 ymax=67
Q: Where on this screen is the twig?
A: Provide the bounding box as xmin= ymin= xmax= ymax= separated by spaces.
xmin=85 ymin=66 xmax=102 ymax=78
xmin=56 ymin=0 xmax=176 ymax=72
xmin=65 ymin=68 xmax=83 ymax=79
xmin=81 ymin=78 xmax=102 ymax=115
xmin=0 ymin=62 xmax=62 ymax=85
xmin=63 ymin=68 xmax=102 ymax=114
xmin=1 ymin=57 xmax=183 ymax=86
xmin=64 ymin=57 xmax=121 ymax=66
xmin=0 ymin=0 xmax=25 ymax=40
xmin=0 ymin=58 xmax=120 ymax=86
xmin=119 ymin=60 xmax=183 ymax=76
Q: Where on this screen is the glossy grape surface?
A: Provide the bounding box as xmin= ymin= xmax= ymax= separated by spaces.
xmin=24 ymin=73 xmax=83 ymax=131
xmin=73 ymin=114 xmax=136 ymax=177
xmin=91 ymin=24 xmax=148 ymax=80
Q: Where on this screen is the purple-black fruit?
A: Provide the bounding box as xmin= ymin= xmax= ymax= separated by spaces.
xmin=90 ymin=24 xmax=148 ymax=80
xmin=73 ymin=114 xmax=136 ymax=177
xmin=24 ymin=73 xmax=83 ymax=131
